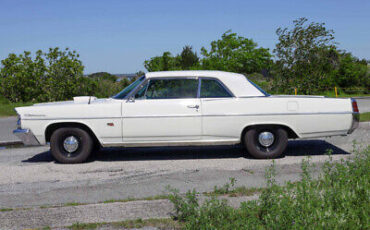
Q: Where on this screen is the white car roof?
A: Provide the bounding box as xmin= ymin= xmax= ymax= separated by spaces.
xmin=145 ymin=70 xmax=265 ymax=97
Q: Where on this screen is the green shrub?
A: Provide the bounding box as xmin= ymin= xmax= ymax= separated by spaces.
xmin=168 ymin=146 xmax=370 ymax=229
xmin=0 ymin=48 xmax=96 ymax=102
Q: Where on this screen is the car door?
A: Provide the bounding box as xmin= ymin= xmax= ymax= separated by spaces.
xmin=121 ymin=77 xmax=202 ymax=143
xmin=199 ymin=78 xmax=239 ymax=141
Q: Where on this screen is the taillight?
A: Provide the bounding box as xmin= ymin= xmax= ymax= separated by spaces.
xmin=351 ymin=99 xmax=359 ymax=113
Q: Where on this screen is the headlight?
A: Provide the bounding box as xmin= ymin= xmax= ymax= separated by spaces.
xmin=17 ymin=115 xmax=21 ymax=129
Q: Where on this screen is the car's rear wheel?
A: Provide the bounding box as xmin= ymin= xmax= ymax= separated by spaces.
xmin=244 ymin=126 xmax=288 ymax=159
xmin=50 ymin=127 xmax=93 ymax=163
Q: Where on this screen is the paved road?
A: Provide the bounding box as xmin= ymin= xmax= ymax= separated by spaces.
xmin=0 ymin=116 xmax=18 ymax=144
xmin=356 ymin=97 xmax=370 ymax=113
xmin=0 ymin=122 xmax=368 ymax=209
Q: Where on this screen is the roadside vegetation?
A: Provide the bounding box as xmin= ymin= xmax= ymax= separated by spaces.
xmin=0 ymin=95 xmax=32 ymax=117
xmin=167 ymin=146 xmax=370 ymax=229
xmin=58 ymin=146 xmax=369 ymax=229
xmin=66 ymin=218 xmax=181 ymax=230
xmin=360 ymin=112 xmax=370 ymax=122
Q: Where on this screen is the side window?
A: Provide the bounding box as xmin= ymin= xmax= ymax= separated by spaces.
xmin=145 ymin=79 xmax=198 ymax=99
xmin=200 ymin=79 xmax=232 ymax=98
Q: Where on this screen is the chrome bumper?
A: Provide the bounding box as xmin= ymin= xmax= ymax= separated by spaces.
xmin=348 ymin=113 xmax=359 ymax=134
xmin=13 ymin=129 xmax=40 ymax=146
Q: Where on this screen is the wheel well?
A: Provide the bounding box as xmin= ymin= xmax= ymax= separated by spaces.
xmin=45 ymin=122 xmax=101 ymax=147
xmin=241 ymin=124 xmax=298 ymax=144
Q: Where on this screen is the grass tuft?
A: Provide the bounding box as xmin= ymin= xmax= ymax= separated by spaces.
xmin=0 ymin=208 xmax=13 ymax=212
xmin=67 ymin=218 xmax=181 ymax=230
xmin=360 ymin=112 xmax=370 ymax=122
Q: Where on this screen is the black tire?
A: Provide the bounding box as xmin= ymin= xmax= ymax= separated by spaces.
xmin=50 ymin=127 xmax=94 ymax=163
xmin=244 ymin=126 xmax=288 ymax=159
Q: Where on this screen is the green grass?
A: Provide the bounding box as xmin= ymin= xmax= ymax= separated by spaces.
xmin=360 ymin=112 xmax=370 ymax=122
xmin=168 ymin=146 xmax=370 ymax=229
xmin=0 ymin=208 xmax=13 ymax=212
xmin=37 ymin=194 xmax=170 ymax=209
xmin=0 ymin=96 xmax=33 ymax=117
xmin=67 ymin=218 xmax=181 ymax=230
xmin=316 ymin=90 xmax=368 ymax=98
xmin=203 ymin=177 xmax=263 ymax=197
xmin=102 ymin=194 xmax=169 ymax=204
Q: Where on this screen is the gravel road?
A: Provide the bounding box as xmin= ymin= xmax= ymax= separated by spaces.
xmin=0 ymin=122 xmax=368 ymax=209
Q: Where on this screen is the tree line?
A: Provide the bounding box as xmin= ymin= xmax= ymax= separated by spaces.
xmin=144 ymin=18 xmax=369 ymax=95
xmin=0 ymin=49 xmax=137 ymax=102
xmin=0 ymin=18 xmax=368 ymax=103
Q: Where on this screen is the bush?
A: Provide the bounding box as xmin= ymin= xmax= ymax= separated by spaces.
xmin=168 ymin=146 xmax=370 ymax=229
xmin=0 ymin=48 xmax=94 ymax=102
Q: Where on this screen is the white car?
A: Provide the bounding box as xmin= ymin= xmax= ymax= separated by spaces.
xmin=14 ymin=71 xmax=359 ymax=163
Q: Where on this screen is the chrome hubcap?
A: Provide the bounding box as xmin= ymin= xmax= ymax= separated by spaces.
xmin=258 ymin=132 xmax=274 ymax=147
xmin=63 ymin=136 xmax=79 ymax=153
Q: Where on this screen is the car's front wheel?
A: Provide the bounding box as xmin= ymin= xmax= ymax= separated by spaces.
xmin=50 ymin=127 xmax=93 ymax=163
xmin=244 ymin=126 xmax=288 ymax=159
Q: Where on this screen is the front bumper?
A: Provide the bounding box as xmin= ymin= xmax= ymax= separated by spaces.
xmin=348 ymin=113 xmax=360 ymax=134
xmin=13 ymin=129 xmax=40 ymax=146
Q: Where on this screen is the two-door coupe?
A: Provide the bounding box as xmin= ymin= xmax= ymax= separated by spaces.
xmin=14 ymin=71 xmax=359 ymax=163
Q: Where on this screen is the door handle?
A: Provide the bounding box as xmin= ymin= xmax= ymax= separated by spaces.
xmin=187 ymin=105 xmax=199 ymax=109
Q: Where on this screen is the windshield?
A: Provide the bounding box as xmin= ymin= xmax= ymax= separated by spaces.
xmin=113 ymin=76 xmax=145 ymax=99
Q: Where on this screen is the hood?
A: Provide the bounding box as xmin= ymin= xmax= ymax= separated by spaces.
xmin=32 ymin=96 xmax=98 ymax=107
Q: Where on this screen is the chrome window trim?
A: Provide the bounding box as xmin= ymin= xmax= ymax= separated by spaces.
xmin=125 ymin=77 xmax=149 ymax=100
xmin=113 ymin=75 xmax=145 ymax=100
xmin=198 ymin=77 xmax=235 ymax=98
xmin=128 ymin=77 xmax=200 ymax=101
xmin=197 ymin=78 xmax=202 ymax=98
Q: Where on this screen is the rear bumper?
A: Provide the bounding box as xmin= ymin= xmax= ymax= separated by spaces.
xmin=13 ymin=129 xmax=40 ymax=146
xmin=348 ymin=113 xmax=359 ymax=134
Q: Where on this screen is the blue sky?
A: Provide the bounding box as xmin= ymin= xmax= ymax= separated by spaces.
xmin=0 ymin=0 xmax=369 ymax=74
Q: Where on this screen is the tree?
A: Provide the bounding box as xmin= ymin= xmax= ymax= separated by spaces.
xmin=0 ymin=51 xmax=45 ymax=102
xmin=273 ymin=18 xmax=338 ymax=94
xmin=180 ymin=46 xmax=199 ymax=69
xmin=144 ymin=46 xmax=200 ymax=72
xmin=136 ymin=70 xmax=145 ymax=77
xmin=200 ymin=30 xmax=272 ymax=74
xmin=43 ymin=47 xmax=88 ymax=101
xmin=144 ymin=51 xmax=180 ymax=72
xmin=0 ymin=47 xmax=93 ymax=102
xmin=334 ymin=52 xmax=369 ymax=91
xmin=88 ymin=72 xmax=117 ymax=82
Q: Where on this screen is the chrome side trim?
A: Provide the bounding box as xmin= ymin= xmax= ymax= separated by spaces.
xmin=101 ymin=140 xmax=240 ymax=147
xmin=301 ymin=129 xmax=348 ymax=135
xmin=348 ymin=112 xmax=359 ymax=134
xmin=22 ymin=117 xmax=122 ymax=120
xmin=201 ymin=111 xmax=353 ymax=117
xmin=13 ymin=129 xmax=40 ymax=146
xmin=21 ymin=111 xmax=354 ymax=120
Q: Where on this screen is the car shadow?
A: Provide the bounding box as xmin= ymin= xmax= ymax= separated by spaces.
xmin=22 ymin=139 xmax=350 ymax=163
